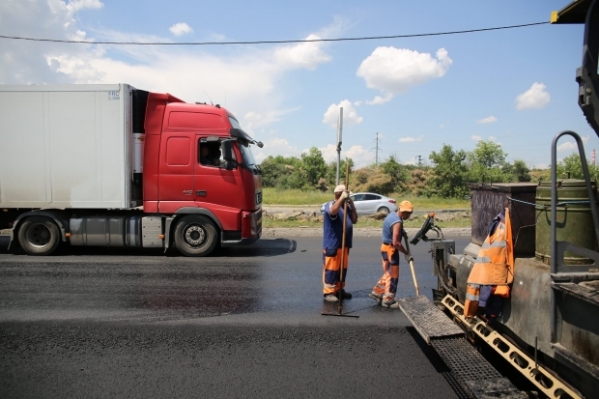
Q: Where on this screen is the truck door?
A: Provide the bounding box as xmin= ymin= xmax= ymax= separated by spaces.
xmin=157 ymin=133 xmax=195 ymax=211
xmin=194 ymin=137 xmax=243 ymax=220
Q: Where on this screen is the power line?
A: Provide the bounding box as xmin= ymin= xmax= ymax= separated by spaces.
xmin=0 ymin=22 xmax=549 ymax=46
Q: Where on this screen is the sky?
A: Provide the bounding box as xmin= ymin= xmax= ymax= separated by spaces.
xmin=2 ymin=0 xmax=598 ymax=169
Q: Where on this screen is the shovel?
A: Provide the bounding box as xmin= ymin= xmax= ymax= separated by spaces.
xmin=402 ymin=230 xmax=420 ymax=296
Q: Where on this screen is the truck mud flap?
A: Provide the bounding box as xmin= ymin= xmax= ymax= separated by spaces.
xmin=0 ymin=229 xmax=12 ymax=251
xmin=398 ymin=295 xmax=527 ymax=399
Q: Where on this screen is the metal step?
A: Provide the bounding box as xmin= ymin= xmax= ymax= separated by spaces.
xmin=398 ymin=295 xmax=464 ymax=343
xmin=442 ymin=295 xmax=583 ymax=399
xmin=432 ymin=337 xmax=528 ymax=399
xmin=399 ymin=295 xmax=527 ymax=399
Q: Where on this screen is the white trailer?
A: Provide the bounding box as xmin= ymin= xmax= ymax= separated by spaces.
xmin=0 ymin=84 xmax=141 ymax=210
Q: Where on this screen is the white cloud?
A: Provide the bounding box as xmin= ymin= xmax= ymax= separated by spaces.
xmin=242 ymin=108 xmax=299 ymax=135
xmin=317 ymin=144 xmax=372 ymax=168
xmin=477 ymin=116 xmax=497 ymax=124
xmin=516 ymin=82 xmax=550 ymax=110
xmin=345 ymin=145 xmax=373 ymax=167
xmin=471 ymin=135 xmax=482 ymax=141
xmin=67 ymin=0 xmax=103 ymax=13
xmin=0 ymin=0 xmax=93 ymax=84
xmin=253 ymin=137 xmax=300 ymax=163
xmin=557 ymin=142 xmax=576 ymax=151
xmin=273 ymin=34 xmax=332 ymax=70
xmin=366 ymin=93 xmax=393 ymax=105
xmin=398 ymin=136 xmax=424 ymax=143
xmin=557 ymin=135 xmax=590 ymax=151
xmin=1 ymin=0 xmax=340 ymax=135
xmin=356 ymin=47 xmax=452 ymax=101
xmin=169 ymin=23 xmax=193 ymax=37
xmin=322 ymin=100 xmax=363 ymax=128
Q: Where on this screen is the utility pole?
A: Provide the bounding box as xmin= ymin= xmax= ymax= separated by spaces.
xmin=336 ymin=107 xmax=343 ymax=185
xmin=593 ymin=149 xmax=596 ymax=165
xmin=417 ymin=155 xmax=422 ymax=166
xmin=374 ymin=133 xmax=380 ymax=165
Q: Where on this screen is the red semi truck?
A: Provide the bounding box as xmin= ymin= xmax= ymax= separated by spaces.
xmin=0 ymin=84 xmax=263 ymax=256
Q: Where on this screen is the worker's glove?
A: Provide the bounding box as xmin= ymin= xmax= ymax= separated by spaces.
xmin=339 ymin=190 xmax=350 ymax=202
xmin=405 ymin=254 xmax=414 ymax=263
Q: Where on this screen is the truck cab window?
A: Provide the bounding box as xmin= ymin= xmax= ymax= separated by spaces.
xmin=198 ymin=140 xmax=235 ymax=168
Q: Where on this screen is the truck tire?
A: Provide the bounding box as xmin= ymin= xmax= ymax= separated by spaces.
xmin=17 ymin=216 xmax=60 ymax=256
xmin=174 ymin=215 xmax=218 ymax=257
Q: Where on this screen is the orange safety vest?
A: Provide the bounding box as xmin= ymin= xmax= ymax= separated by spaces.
xmin=468 ymin=208 xmax=514 ymax=287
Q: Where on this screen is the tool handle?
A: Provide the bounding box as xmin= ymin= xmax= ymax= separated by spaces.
xmin=409 ymin=260 xmax=420 ymax=296
xmin=403 ymin=231 xmax=420 ymax=296
xmin=338 ymin=162 xmax=350 ymax=313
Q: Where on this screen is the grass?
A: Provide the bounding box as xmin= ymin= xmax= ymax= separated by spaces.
xmin=263 ymin=188 xmax=332 ymax=205
xmin=262 ymin=188 xmax=472 ymax=228
xmin=263 ymin=211 xmax=472 ymax=229
xmin=263 ymin=187 xmax=470 ymax=210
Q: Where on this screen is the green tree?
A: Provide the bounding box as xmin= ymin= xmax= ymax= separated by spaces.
xmin=379 ymin=154 xmax=408 ymax=192
xmin=503 ymin=159 xmax=531 ymax=182
xmin=429 ymin=144 xmax=469 ymax=198
xmin=301 ymin=147 xmax=327 ymax=187
xmin=260 ymin=155 xmax=302 ymax=188
xmin=326 ymin=158 xmax=354 ymax=186
xmin=556 ymin=153 xmax=599 ymax=182
xmin=467 ymin=140 xmax=507 ymax=183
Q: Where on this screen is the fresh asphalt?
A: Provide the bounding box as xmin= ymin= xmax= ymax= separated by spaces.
xmin=0 ymin=235 xmax=472 ymax=399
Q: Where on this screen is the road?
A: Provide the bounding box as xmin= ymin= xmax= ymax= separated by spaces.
xmin=0 ymin=235 xmax=471 ymax=399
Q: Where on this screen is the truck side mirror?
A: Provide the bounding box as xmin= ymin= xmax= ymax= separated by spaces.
xmin=221 ymin=140 xmax=237 ymax=171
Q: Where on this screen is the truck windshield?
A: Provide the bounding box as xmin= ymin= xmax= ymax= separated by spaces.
xmin=239 ymin=141 xmax=257 ymax=166
xmin=229 ymin=116 xmax=241 ymax=129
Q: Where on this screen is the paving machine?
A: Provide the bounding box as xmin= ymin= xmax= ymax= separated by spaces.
xmin=399 ymin=2 xmax=599 ymax=398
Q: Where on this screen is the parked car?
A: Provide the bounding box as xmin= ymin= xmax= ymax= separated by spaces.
xmin=320 ymin=192 xmax=398 ymax=215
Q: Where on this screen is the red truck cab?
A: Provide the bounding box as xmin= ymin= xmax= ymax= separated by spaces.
xmin=142 ymin=92 xmax=263 ymax=255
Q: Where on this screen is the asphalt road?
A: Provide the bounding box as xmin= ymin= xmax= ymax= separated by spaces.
xmin=0 ymin=235 xmax=472 ymax=399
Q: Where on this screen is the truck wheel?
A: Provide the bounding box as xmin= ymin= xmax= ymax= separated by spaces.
xmin=174 ymin=215 xmax=218 ymax=257
xmin=17 ymin=216 xmax=60 ymax=256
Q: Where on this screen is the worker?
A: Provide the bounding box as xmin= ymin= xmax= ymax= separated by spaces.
xmin=464 ymin=208 xmax=513 ymax=319
xmin=322 ymin=184 xmax=358 ymax=302
xmin=370 ymin=200 xmax=414 ymax=308
xmin=200 ymin=146 xmax=212 ymax=165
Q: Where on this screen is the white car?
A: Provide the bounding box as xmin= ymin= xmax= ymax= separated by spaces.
xmin=320 ymin=192 xmax=398 ymax=215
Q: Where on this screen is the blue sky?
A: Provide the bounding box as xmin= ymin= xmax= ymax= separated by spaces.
xmin=2 ymin=0 xmax=597 ymax=169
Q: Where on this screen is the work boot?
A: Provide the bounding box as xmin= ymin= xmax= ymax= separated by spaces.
xmin=381 ymin=300 xmax=400 ymax=309
xmin=369 ymin=292 xmax=382 ymax=303
xmin=340 ymin=290 xmax=352 ymax=299
xmin=324 ymin=294 xmax=339 ymax=302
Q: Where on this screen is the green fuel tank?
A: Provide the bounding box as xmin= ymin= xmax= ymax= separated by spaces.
xmin=535 ymin=179 xmax=598 ymax=265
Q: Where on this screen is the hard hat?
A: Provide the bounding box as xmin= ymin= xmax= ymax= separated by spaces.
xmin=399 ymin=200 xmax=414 ymax=213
